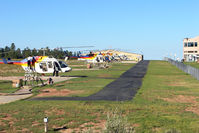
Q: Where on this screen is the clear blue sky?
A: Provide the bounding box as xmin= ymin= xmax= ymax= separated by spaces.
xmin=0 ymin=0 xmax=199 ymax=59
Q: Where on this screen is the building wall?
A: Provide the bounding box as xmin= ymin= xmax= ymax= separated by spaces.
xmin=98 ymin=50 xmax=143 ymax=61
xmin=183 ymin=36 xmax=199 ymax=62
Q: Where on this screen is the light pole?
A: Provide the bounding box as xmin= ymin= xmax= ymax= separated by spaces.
xmin=44 ymin=117 xmax=48 ymax=133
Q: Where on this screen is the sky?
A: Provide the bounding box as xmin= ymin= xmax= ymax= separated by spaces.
xmin=0 ymin=0 xmax=199 ymax=59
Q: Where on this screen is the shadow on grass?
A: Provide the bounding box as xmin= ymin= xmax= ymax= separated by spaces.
xmin=61 ymin=75 xmax=88 ymax=78
xmin=53 ymin=126 xmax=68 ymax=131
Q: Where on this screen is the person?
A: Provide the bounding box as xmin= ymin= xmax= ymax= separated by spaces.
xmin=31 ymin=56 xmax=36 ymax=72
xmin=89 ymin=51 xmax=94 ymax=57
xmin=48 ymin=77 xmax=54 ymax=84
xmin=53 ymin=62 xmax=59 ymax=77
xmin=27 ymin=56 xmax=32 ymax=70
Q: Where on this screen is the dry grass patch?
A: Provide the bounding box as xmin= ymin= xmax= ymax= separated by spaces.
xmin=56 ymin=80 xmax=95 ymax=86
xmin=36 ymin=88 xmax=84 ymax=97
xmin=185 ymin=106 xmax=199 ymax=115
xmin=0 ymin=93 xmax=7 ymax=96
xmin=97 ymin=74 xmax=112 ymax=78
xmin=0 ymin=76 xmax=24 ymax=81
xmin=0 ymin=69 xmax=21 ymax=74
xmin=0 ymin=113 xmax=17 ymax=127
xmin=32 ymin=121 xmax=40 ymax=127
xmin=45 ymin=108 xmax=65 ymax=116
xmin=168 ymin=81 xmax=190 ymax=87
xmin=160 ymin=95 xmax=199 ymax=115
xmin=70 ymin=65 xmax=86 ymax=67
xmin=185 ymin=105 xmax=199 ymax=115
xmin=161 ymin=95 xmax=198 ymax=104
xmin=60 ymin=120 xmax=106 ymax=133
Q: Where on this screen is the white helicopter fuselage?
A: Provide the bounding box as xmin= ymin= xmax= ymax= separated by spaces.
xmin=22 ymin=56 xmax=72 ymax=74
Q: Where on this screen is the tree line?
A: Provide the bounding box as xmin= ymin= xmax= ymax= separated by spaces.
xmin=0 ymin=43 xmax=76 ymax=59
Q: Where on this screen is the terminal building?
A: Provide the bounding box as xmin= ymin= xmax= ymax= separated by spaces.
xmin=96 ymin=49 xmax=143 ymax=62
xmin=183 ymin=36 xmax=199 ymax=62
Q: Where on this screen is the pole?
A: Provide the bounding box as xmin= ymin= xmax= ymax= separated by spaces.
xmin=44 ymin=117 xmax=48 ymax=133
xmin=45 ymin=122 xmax=48 ymax=133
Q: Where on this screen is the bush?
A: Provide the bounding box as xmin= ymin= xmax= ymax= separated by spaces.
xmin=165 ymin=128 xmax=181 ymax=133
xmin=103 ymin=108 xmax=135 ymax=133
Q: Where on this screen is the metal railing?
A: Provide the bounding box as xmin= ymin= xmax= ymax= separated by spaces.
xmin=165 ymin=57 xmax=199 ymax=80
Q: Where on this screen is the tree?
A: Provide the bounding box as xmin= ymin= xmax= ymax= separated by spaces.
xmin=4 ymin=46 xmax=10 ymax=58
xmin=22 ymin=47 xmax=31 ymax=58
xmin=9 ymin=43 xmax=16 ymax=58
xmin=16 ymin=48 xmax=22 ymax=59
xmin=10 ymin=43 xmax=16 ymax=51
xmin=45 ymin=47 xmax=51 ymax=56
xmin=0 ymin=48 xmax=5 ymax=58
xmin=32 ymin=48 xmax=38 ymax=56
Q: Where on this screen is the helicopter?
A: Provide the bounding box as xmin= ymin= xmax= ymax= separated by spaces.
xmin=0 ymin=56 xmax=72 ymax=74
xmin=77 ymin=53 xmax=105 ymax=63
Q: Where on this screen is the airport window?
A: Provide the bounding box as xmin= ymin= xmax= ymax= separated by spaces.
xmin=39 ymin=62 xmax=48 ymax=71
xmin=48 ymin=61 xmax=53 ymax=68
xmin=188 ymin=42 xmax=194 ymax=47
xmin=195 ymin=42 xmax=198 ymax=47
xmin=184 ymin=42 xmax=187 ymax=47
xmin=59 ymin=61 xmax=68 ymax=68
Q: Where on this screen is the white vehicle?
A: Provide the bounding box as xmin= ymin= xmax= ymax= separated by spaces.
xmin=0 ymin=56 xmax=72 ymax=74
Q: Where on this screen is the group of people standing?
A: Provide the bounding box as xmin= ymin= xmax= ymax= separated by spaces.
xmin=27 ymin=56 xmax=36 ymax=71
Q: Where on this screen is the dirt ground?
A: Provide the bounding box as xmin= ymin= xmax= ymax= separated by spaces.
xmin=60 ymin=120 xmax=106 ymax=133
xmin=161 ymin=95 xmax=199 ymax=115
xmin=0 ymin=76 xmax=24 ymax=81
xmin=36 ymin=88 xmax=83 ymax=97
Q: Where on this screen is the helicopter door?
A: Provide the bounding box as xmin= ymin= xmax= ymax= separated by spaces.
xmin=39 ymin=62 xmax=48 ymax=72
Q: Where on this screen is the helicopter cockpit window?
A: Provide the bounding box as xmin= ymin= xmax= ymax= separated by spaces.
xmin=39 ymin=62 xmax=48 ymax=72
xmin=58 ymin=61 xmax=68 ymax=68
xmin=48 ymin=61 xmax=53 ymax=68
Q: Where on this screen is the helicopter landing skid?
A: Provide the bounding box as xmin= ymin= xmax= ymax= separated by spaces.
xmin=24 ymin=70 xmax=44 ymax=87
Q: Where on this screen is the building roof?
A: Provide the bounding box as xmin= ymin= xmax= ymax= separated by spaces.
xmin=184 ymin=36 xmax=199 ymax=42
xmin=98 ymin=49 xmax=142 ymax=56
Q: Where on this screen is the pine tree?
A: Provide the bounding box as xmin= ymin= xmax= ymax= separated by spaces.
xmin=16 ymin=48 xmax=22 ymax=59
xmin=9 ymin=43 xmax=16 ymax=58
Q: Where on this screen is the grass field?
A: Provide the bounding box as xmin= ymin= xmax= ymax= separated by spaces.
xmin=0 ymin=64 xmax=24 ymax=76
xmin=1 ymin=61 xmax=199 ymax=132
xmin=33 ymin=63 xmax=134 ymax=97
xmin=0 ymin=80 xmax=19 ymax=93
xmin=184 ymin=62 xmax=199 ymax=69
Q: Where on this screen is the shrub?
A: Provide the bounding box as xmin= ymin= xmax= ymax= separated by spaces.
xmin=165 ymin=128 xmax=181 ymax=133
xmin=103 ymin=108 xmax=135 ymax=133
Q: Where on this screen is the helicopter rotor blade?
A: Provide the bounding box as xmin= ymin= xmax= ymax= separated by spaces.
xmin=60 ymin=46 xmax=95 ymax=49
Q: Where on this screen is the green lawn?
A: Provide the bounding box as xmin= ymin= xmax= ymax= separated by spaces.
xmin=184 ymin=62 xmax=199 ymax=69
xmin=0 ymin=80 xmax=19 ymax=93
xmin=1 ymin=61 xmax=199 ymax=132
xmin=33 ymin=63 xmax=135 ymax=97
xmin=0 ymin=64 xmax=24 ymax=76
xmin=66 ymin=60 xmax=86 ymax=65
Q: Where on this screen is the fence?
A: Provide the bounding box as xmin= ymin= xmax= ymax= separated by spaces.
xmin=165 ymin=57 xmax=199 ymax=80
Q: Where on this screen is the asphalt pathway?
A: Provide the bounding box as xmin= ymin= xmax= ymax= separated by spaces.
xmin=31 ymin=60 xmax=150 ymax=101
